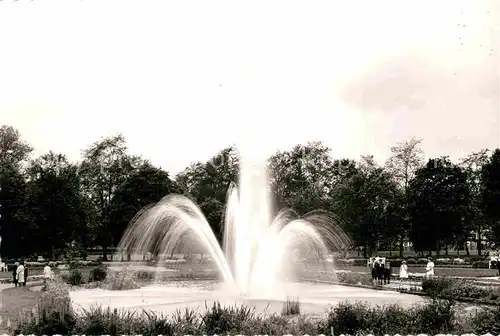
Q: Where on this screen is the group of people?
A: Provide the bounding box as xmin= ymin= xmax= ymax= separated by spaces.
xmin=369 ymin=256 xmax=436 ymax=288
xmin=11 ymin=261 xmax=53 ymax=287
xmin=399 ymin=257 xmax=435 ymax=286
xmin=11 ymin=261 xmax=28 ymax=287
xmin=369 ymin=257 xmax=391 ymax=285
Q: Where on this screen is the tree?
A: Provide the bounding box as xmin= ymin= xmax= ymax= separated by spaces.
xmin=268 ymin=142 xmax=336 ymax=214
xmin=385 ymin=137 xmax=424 ymax=256
xmin=107 ymin=163 xmax=180 ymax=248
xmin=408 ymin=158 xmax=471 ymax=255
xmin=79 ymin=134 xmax=142 ymax=259
xmin=0 ymin=165 xmax=29 ymax=258
xmin=0 ymin=125 xmax=33 ymax=169
xmin=24 ymin=152 xmax=88 ymax=259
xmin=481 ymin=149 xmax=500 ymax=249
xmin=176 ymin=146 xmax=239 ymax=242
xmin=332 ymin=157 xmax=400 ymax=257
xmin=460 ymin=149 xmax=489 ymax=255
xmin=0 ymin=125 xmax=33 ymax=258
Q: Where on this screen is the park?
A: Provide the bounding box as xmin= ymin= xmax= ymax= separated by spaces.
xmin=1 ymin=126 xmax=500 ymax=335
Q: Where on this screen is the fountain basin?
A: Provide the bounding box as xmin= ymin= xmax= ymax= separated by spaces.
xmin=70 ymin=281 xmax=425 ymax=316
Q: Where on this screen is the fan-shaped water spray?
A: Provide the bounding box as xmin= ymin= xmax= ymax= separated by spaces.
xmin=116 ymin=150 xmax=352 ymax=297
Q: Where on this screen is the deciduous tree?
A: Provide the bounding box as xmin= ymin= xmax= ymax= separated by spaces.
xmin=107 ymin=163 xmax=180 ymax=248
xmin=408 ymin=157 xmax=471 ymax=255
xmin=481 ymin=149 xmax=500 ymax=249
xmin=79 ymin=134 xmax=142 ymax=259
xmin=25 ymin=152 xmax=88 ymax=259
xmin=385 ymin=137 xmax=424 ymax=256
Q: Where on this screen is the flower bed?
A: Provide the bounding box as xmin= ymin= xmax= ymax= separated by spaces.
xmin=421 ymin=278 xmax=500 ymax=304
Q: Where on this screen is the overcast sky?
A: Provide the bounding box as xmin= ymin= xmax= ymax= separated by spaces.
xmin=0 ymin=0 xmax=498 ymax=174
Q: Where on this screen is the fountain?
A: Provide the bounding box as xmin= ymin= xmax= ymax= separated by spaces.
xmin=115 ymin=148 xmax=351 ymax=296
xmin=70 ymin=147 xmax=425 ymax=315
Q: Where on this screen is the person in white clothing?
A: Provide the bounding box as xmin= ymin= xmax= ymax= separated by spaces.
xmin=399 ymin=260 xmax=408 ymax=288
xmin=16 ymin=261 xmax=25 ymax=286
xmin=43 ymin=263 xmax=52 ymax=284
xmin=426 ymin=257 xmax=435 ymax=278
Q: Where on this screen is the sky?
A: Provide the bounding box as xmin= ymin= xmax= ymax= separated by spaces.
xmin=0 ymin=0 xmax=498 ymax=174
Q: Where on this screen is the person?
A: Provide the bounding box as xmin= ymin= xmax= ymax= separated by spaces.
xmin=399 ymin=260 xmax=408 ymax=288
xmin=497 ymin=255 xmax=500 ymax=276
xmin=426 ymin=257 xmax=435 ymax=279
xmin=370 ymin=258 xmax=377 ymax=283
xmin=24 ymin=263 xmax=29 ymax=285
xmin=379 ymin=258 xmax=385 ymax=284
xmin=43 ymin=263 xmax=52 ymax=284
xmin=16 ymin=261 xmax=25 ymax=286
xmin=383 ymin=261 xmax=391 ymax=284
xmin=12 ymin=262 xmax=19 ymax=287
xmin=374 ymin=258 xmax=382 ymax=285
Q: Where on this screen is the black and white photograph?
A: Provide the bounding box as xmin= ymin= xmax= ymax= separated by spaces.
xmin=0 ymin=0 xmax=499 ymax=335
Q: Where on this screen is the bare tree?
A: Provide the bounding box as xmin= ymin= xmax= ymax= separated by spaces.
xmin=385 ymin=137 xmax=424 ymax=257
xmin=459 ymin=149 xmax=490 ymax=255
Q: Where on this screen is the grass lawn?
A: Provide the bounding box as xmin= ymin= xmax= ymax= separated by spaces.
xmin=0 ymin=268 xmax=44 ymax=279
xmin=0 ymin=285 xmax=42 ymax=333
xmin=0 ymin=266 xmax=96 ymax=281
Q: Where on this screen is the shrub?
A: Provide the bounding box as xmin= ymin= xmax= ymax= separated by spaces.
xmin=67 ymin=269 xmax=83 ymax=285
xmin=472 ymin=260 xmax=489 ymax=268
xmin=421 ymin=278 xmax=453 ymax=297
xmin=201 ymin=302 xmax=255 ymax=335
xmin=442 ymin=281 xmax=490 ymax=299
xmin=324 ymin=299 xmax=456 ymax=335
xmin=324 ymin=301 xmax=374 ymax=335
xmin=281 ymin=297 xmax=300 ymax=316
xmin=467 ymin=255 xmax=485 ymax=263
xmin=389 ymin=258 xmax=403 ymax=267
xmin=335 ymin=258 xmax=367 ymax=266
xmin=469 ymin=306 xmax=500 ymax=334
xmin=421 ymin=278 xmax=500 ymax=302
xmin=13 ymin=280 xmax=76 ymax=335
xmin=104 ymin=271 xmax=140 ymax=290
xmin=336 ymin=271 xmax=372 ymax=286
xmin=370 ymin=304 xmax=410 ymax=335
xmin=410 ymin=299 xmax=455 ymax=334
xmin=69 ymin=261 xmax=80 ymax=270
xmin=75 ymin=306 xmax=145 ymax=335
xmin=136 ymin=270 xmax=155 ymax=281
xmin=89 ymin=265 xmax=107 ymax=282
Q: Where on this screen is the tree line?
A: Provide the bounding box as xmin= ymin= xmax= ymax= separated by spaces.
xmin=1 ymin=124 xmax=500 ymax=260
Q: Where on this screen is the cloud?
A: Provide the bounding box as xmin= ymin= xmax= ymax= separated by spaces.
xmin=339 ymin=53 xmax=499 ymax=159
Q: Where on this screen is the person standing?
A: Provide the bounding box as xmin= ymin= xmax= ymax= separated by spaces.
xmin=16 ymin=261 xmax=25 ymax=286
xmin=23 ymin=263 xmax=28 ymax=286
xmin=12 ymin=262 xmax=19 ymax=287
xmin=399 ymin=260 xmax=408 ymax=288
xmin=497 ymin=255 xmax=500 ymax=276
xmin=383 ymin=261 xmax=391 ymax=284
xmin=43 ymin=263 xmax=52 ymax=284
xmin=425 ymin=257 xmax=435 ymax=279
xmin=370 ymin=258 xmax=376 ymax=283
xmin=374 ymin=259 xmax=382 ymax=285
